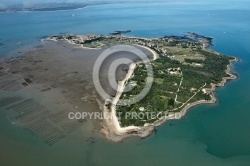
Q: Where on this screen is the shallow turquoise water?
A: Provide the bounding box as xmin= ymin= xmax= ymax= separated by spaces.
xmin=1 ymin=1 xmax=250 ymax=165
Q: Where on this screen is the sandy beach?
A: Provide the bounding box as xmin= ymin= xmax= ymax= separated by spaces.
xmin=100 ymin=47 xmax=239 ymax=142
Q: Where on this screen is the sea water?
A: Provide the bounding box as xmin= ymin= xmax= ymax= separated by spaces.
xmin=0 ymin=0 xmax=250 ymax=165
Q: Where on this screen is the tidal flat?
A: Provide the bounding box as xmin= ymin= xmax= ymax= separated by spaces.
xmin=0 ymin=40 xmax=154 ymax=146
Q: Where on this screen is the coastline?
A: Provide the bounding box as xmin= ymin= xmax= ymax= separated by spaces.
xmin=101 ymin=45 xmax=158 ymax=142
xmin=45 ymin=35 xmax=239 ymax=142
xmin=101 ymin=48 xmax=239 ymax=142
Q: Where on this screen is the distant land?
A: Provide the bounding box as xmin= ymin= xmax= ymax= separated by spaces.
xmin=0 ymin=2 xmax=101 ymax=13
xmin=0 ymin=1 xmax=169 ymax=13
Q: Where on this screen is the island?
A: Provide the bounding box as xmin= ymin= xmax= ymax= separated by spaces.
xmin=0 ymin=33 xmax=238 ymax=143
xmin=47 ymin=33 xmax=238 ymax=141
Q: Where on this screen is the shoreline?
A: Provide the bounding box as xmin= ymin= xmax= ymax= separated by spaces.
xmin=101 ymin=45 xmax=158 ymax=142
xmin=45 ymin=34 xmax=239 ymax=142
xmin=101 ymin=49 xmax=239 ymax=142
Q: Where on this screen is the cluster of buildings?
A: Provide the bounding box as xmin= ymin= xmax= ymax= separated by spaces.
xmin=49 ymin=34 xmax=102 ymax=45
xmin=166 ymin=67 xmax=182 ymax=75
xmin=105 ymin=36 xmax=171 ymax=57
xmin=49 ymin=34 xmax=201 ymax=59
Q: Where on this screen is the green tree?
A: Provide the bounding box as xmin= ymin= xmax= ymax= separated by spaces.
xmin=168 ymin=98 xmax=175 ymax=107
